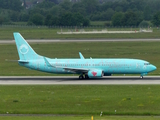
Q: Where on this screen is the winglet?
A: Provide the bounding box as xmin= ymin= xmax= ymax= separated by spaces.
xmin=43 ymin=57 xmax=55 ymax=67
xmin=79 ymin=52 xmax=85 ymax=59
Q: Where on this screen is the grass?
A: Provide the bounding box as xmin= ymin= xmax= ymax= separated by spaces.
xmin=0 ymin=85 xmax=160 ymax=115
xmin=0 ymin=116 xmax=160 ymax=120
xmin=0 ymin=41 xmax=159 ymax=76
xmin=0 ymin=27 xmax=159 ymax=39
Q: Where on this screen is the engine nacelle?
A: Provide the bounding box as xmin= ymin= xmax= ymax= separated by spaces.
xmin=88 ymin=70 xmax=104 ymax=78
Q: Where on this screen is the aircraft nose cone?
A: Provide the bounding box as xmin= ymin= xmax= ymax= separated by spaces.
xmin=151 ymin=65 xmax=157 ymax=71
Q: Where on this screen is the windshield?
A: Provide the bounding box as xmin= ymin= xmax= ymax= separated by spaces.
xmin=144 ymin=63 xmax=150 ymax=65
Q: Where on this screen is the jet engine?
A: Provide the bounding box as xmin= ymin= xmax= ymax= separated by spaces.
xmin=88 ymin=69 xmax=104 ymax=78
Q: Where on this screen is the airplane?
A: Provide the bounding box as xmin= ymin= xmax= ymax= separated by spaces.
xmin=13 ymin=32 xmax=157 ymax=79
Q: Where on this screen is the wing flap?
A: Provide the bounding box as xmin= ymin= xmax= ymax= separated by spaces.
xmin=63 ymin=67 xmax=89 ymax=73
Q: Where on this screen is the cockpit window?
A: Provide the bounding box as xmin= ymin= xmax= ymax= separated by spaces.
xmin=144 ymin=63 xmax=150 ymax=65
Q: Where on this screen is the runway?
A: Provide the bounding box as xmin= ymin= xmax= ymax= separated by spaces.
xmin=1 ymin=39 xmax=160 ymax=44
xmin=0 ymin=76 xmax=160 ymax=85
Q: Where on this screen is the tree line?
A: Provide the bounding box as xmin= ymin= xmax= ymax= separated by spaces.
xmin=1 ymin=0 xmax=160 ymax=26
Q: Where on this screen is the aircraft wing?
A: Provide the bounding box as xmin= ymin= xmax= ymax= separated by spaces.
xmin=44 ymin=57 xmax=89 ymax=73
xmin=61 ymin=67 xmax=89 ymax=73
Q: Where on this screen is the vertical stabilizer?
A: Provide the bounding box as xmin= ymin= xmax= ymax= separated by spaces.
xmin=13 ymin=32 xmax=39 ymax=60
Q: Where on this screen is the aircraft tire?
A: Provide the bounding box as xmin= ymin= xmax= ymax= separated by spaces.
xmin=79 ymin=75 xmax=84 ymax=79
xmin=85 ymin=75 xmax=89 ymax=79
xmin=140 ymin=76 xmax=143 ymax=79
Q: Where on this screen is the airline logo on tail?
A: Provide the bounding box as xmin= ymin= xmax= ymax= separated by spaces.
xmin=19 ymin=44 xmax=29 ymax=54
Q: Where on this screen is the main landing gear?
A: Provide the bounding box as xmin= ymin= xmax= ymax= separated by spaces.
xmin=140 ymin=76 xmax=143 ymax=79
xmin=79 ymin=74 xmax=89 ymax=79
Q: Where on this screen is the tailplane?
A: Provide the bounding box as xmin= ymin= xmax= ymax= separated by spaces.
xmin=13 ymin=32 xmax=40 ymax=60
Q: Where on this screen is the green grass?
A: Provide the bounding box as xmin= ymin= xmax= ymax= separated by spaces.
xmin=0 ymin=85 xmax=160 ymax=115
xmin=0 ymin=41 xmax=159 ymax=76
xmin=0 ymin=116 xmax=160 ymax=120
xmin=0 ymin=27 xmax=159 ymax=39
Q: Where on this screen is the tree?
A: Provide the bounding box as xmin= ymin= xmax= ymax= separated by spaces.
xmin=19 ymin=13 xmax=30 ymax=22
xmin=71 ymin=3 xmax=86 ymax=16
xmin=115 ymin=6 xmax=123 ymax=12
xmin=0 ymin=0 xmax=23 ymax=11
xmin=83 ymin=18 xmax=90 ymax=26
xmin=50 ymin=16 xmax=59 ymax=26
xmin=10 ymin=11 xmax=20 ymax=22
xmin=121 ymin=11 xmax=142 ymax=26
xmin=81 ymin=0 xmax=99 ymax=15
xmin=90 ymin=8 xmax=115 ymax=21
xmin=139 ymin=20 xmax=150 ymax=27
xmin=45 ymin=14 xmax=59 ymax=26
xmin=104 ymin=8 xmax=115 ymax=21
xmin=152 ymin=11 xmax=160 ymax=26
xmin=50 ymin=6 xmax=63 ymax=17
xmin=36 ymin=1 xmax=55 ymax=9
xmin=45 ymin=14 xmax=53 ymax=26
xmin=144 ymin=6 xmax=151 ymax=20
xmin=60 ymin=0 xmax=72 ymax=12
xmin=59 ymin=12 xmax=73 ymax=26
xmin=46 ymin=0 xmax=59 ymax=4
xmin=72 ymin=13 xmax=84 ymax=26
xmin=0 ymin=17 xmax=3 ymax=24
xmin=111 ymin=12 xmax=124 ymax=26
xmin=59 ymin=12 xmax=84 ymax=26
xmin=29 ymin=13 xmax=44 ymax=25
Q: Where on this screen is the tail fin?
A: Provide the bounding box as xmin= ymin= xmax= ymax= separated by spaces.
xmin=13 ymin=32 xmax=40 ymax=60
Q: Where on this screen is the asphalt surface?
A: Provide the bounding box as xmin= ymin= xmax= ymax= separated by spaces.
xmin=0 ymin=76 xmax=160 ymax=85
xmin=1 ymin=39 xmax=160 ymax=44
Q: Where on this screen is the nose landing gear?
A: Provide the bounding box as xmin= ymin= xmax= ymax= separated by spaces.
xmin=140 ymin=76 xmax=143 ymax=79
xmin=140 ymin=73 xmax=148 ymax=79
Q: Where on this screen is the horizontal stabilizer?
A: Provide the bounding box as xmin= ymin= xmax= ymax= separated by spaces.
xmin=18 ymin=60 xmax=29 ymax=63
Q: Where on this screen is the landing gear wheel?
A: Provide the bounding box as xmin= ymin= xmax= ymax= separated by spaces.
xmin=85 ymin=75 xmax=89 ymax=79
xmin=140 ymin=76 xmax=143 ymax=79
xmin=79 ymin=75 xmax=84 ymax=79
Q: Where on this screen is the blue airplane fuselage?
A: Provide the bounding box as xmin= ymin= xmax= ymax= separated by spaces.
xmin=19 ymin=57 xmax=156 ymax=75
xmin=14 ymin=32 xmax=156 ymax=79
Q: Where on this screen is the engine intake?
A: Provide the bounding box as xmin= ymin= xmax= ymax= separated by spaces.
xmin=88 ymin=69 xmax=104 ymax=78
